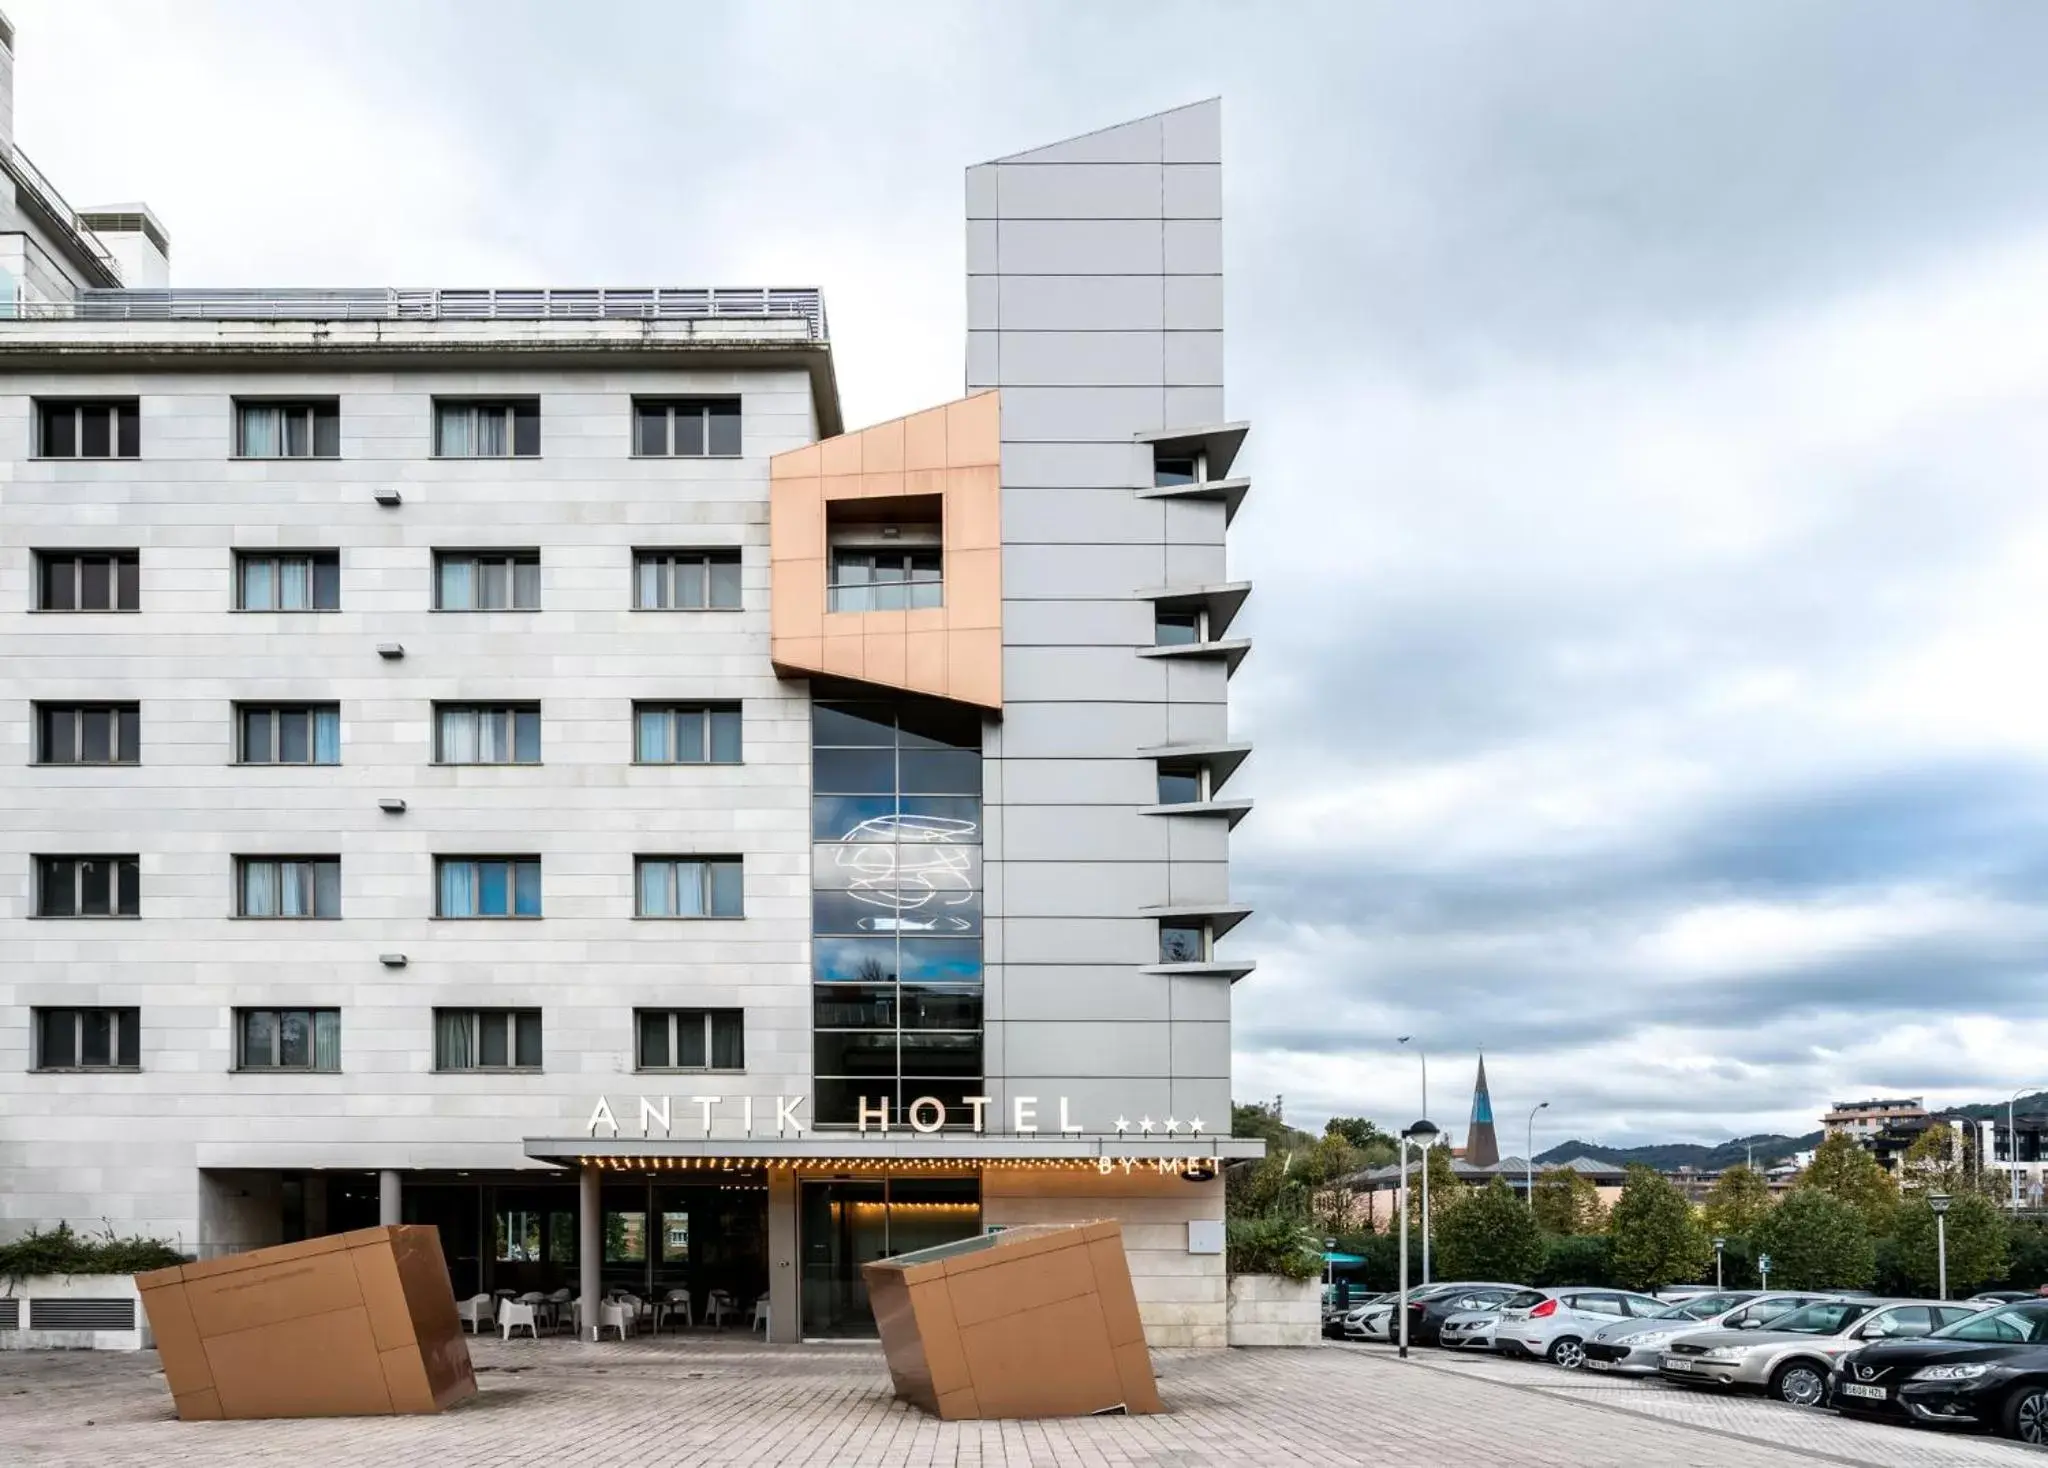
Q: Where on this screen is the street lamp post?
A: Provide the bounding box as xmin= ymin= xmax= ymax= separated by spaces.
xmin=1930 ymin=1192 xmax=1952 ymax=1300
xmin=1399 ymin=1037 xmax=1430 ymax=1284
xmin=1525 ymin=1101 xmax=1549 ymax=1205
xmin=2009 ymin=1088 xmax=2045 ymax=1210
xmin=1712 ymin=1236 xmax=1726 ymax=1291
xmin=1398 ymin=1119 xmax=1441 ymax=1360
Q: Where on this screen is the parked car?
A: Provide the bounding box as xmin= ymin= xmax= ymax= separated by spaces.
xmin=1495 ymin=1288 xmax=1667 ymax=1368
xmin=1342 ymin=1282 xmax=1519 ymax=1343
xmin=1582 ymin=1292 xmax=1833 ymax=1375
xmin=1968 ymin=1291 xmax=2038 ymax=1305
xmin=1439 ymin=1307 xmax=1506 ymax=1352
xmin=1326 ymin=1290 xmax=1392 ymax=1339
xmin=1404 ymin=1285 xmax=1525 ymax=1347
xmin=1830 ymin=1298 xmax=2048 ymax=1441
xmin=1658 ymin=1298 xmax=1980 ymax=1406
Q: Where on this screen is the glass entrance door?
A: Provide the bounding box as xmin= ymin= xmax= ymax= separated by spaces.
xmin=798 ymin=1176 xmax=980 ymax=1339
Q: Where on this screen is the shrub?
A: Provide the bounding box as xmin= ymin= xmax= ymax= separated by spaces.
xmin=1534 ymin=1233 xmax=1613 ymax=1286
xmin=1607 ymin=1166 xmax=1713 ymax=1291
xmin=1750 ymin=1188 xmax=1875 ymax=1290
xmin=1226 ymin=1214 xmax=1324 ymax=1281
xmin=0 ymin=1221 xmax=188 ymax=1282
xmin=1435 ymin=1179 xmax=1544 ymax=1283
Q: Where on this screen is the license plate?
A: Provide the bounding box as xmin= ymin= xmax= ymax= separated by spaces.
xmin=1663 ymin=1359 xmax=1692 ymax=1373
xmin=1586 ymin=1360 xmax=1611 ymax=1372
xmin=1840 ymin=1383 xmax=1887 ymax=1401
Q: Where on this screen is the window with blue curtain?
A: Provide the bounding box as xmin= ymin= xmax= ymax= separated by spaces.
xmin=634 ymin=857 xmax=742 ymax=918
xmin=632 ymin=704 xmax=741 ymax=764
xmin=437 ymin=858 xmax=541 ymax=918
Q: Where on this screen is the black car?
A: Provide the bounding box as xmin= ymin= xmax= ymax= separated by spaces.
xmin=1830 ymin=1299 xmax=2048 ymax=1442
xmin=1404 ymin=1285 xmax=1522 ymax=1347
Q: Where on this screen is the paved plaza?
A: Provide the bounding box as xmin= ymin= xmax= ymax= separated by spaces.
xmin=5 ymin=1335 xmax=2045 ymax=1467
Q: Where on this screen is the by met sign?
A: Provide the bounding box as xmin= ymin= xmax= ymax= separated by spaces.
xmin=582 ymin=1093 xmax=1210 ymax=1140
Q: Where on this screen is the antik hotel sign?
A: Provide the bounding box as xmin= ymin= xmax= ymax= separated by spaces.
xmin=583 ymin=1093 xmax=1213 ymax=1139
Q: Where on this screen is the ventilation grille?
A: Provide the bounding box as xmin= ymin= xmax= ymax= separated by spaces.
xmin=29 ymin=1297 xmax=133 ymax=1331
xmin=0 ymin=1298 xmax=17 ymax=1329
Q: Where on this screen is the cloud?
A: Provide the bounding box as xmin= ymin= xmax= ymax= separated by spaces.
xmin=12 ymin=0 xmax=2048 ymax=1145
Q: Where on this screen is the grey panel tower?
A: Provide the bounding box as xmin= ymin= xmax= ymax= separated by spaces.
xmin=968 ymin=100 xmax=1253 ymax=1134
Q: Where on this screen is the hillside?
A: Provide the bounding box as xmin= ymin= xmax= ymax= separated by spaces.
xmin=1535 ymin=1132 xmax=1821 ymax=1171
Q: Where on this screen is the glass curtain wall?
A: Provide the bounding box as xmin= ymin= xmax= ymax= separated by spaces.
xmin=811 ymin=698 xmax=984 ymax=1127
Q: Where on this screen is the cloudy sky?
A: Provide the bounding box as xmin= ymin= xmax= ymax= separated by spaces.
xmin=22 ymin=1 xmax=2048 ymax=1149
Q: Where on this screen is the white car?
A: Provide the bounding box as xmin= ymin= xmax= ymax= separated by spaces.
xmin=1495 ymin=1287 xmax=1667 ymax=1369
xmin=1438 ymin=1309 xmax=1503 ymax=1351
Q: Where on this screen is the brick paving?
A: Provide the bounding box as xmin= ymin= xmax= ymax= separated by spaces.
xmin=2 ymin=1334 xmax=2041 ymax=1467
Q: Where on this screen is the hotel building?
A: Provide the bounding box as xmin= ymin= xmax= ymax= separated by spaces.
xmin=0 ymin=16 xmax=1258 ymax=1347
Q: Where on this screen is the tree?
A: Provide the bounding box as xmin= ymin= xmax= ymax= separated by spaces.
xmin=1408 ymin=1143 xmax=1465 ymax=1234
xmin=1607 ymin=1165 xmax=1713 ymax=1291
xmin=1750 ymin=1187 xmax=1875 ymax=1290
xmin=1325 ymin=1116 xmax=1397 ymax=1165
xmin=1701 ymin=1164 xmax=1776 ymax=1237
xmin=1435 ymin=1179 xmax=1545 ymax=1283
xmin=1531 ymin=1167 xmax=1606 ymax=1235
xmin=1900 ymin=1124 xmax=2001 ymax=1202
xmin=1889 ymin=1194 xmax=2009 ymax=1297
xmin=1796 ymin=1132 xmax=1899 ymax=1230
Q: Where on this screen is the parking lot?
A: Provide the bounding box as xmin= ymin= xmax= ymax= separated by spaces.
xmin=3 ymin=1334 xmax=2045 ymax=1468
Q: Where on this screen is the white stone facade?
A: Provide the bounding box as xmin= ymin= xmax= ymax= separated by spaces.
xmin=0 ymin=354 xmax=824 ymax=1250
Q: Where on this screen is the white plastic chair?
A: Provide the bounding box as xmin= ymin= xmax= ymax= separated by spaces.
xmin=659 ymin=1288 xmax=693 ymax=1332
xmin=752 ymin=1295 xmax=770 ymax=1336
xmin=706 ymin=1288 xmax=733 ymax=1328
xmin=499 ymin=1300 xmax=538 ymax=1340
xmin=457 ymin=1294 xmax=495 ymax=1334
xmin=599 ymin=1300 xmax=632 ymax=1340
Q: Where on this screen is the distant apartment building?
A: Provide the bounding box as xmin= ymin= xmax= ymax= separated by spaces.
xmin=1820 ymin=1096 xmax=1928 ymax=1141
xmin=0 ymin=9 xmax=1260 ymax=1347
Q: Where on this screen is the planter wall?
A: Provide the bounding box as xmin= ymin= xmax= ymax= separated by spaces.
xmin=1226 ymin=1273 xmax=1322 ymax=1348
xmin=0 ymin=1273 xmax=152 ymax=1351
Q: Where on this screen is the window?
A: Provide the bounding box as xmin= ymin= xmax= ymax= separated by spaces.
xmin=36 ymin=551 xmax=138 ymax=611
xmin=635 ymin=1009 xmax=744 ymax=1070
xmin=36 ymin=704 xmax=140 ymax=765
xmin=633 ymin=397 xmax=741 ymax=457
xmin=36 ymin=856 xmax=140 ymax=917
xmin=1935 ymin=1302 xmax=2048 ymax=1343
xmin=436 ymin=857 xmax=542 ymax=918
xmin=633 ymin=550 xmax=741 ymax=610
xmin=434 ymin=399 xmax=539 ymax=458
xmin=828 ymin=547 xmax=942 ymax=612
xmin=1152 ymin=451 xmax=1200 ymax=487
xmin=236 ymin=552 xmax=340 ymax=611
xmin=236 ymin=1009 xmax=341 ymax=1071
xmin=1765 ymin=1301 xmax=1875 ymax=1335
xmin=434 ymin=1008 xmax=542 ymax=1070
xmin=634 ymin=703 xmax=741 ymax=764
xmin=238 ymin=704 xmax=341 ymax=764
xmin=636 ymin=857 xmax=744 ymax=918
xmin=235 ymin=400 xmax=339 ymax=458
xmin=237 ymin=857 xmax=341 ymax=918
xmin=435 ymin=551 xmax=541 ymax=611
xmin=34 ymin=1007 xmax=139 ymax=1070
xmin=435 ymin=704 xmax=541 ymax=764
xmin=1155 ymin=609 xmax=1204 ymax=646
xmin=1159 ymin=922 xmax=1208 ymax=964
xmin=1156 ymin=763 xmax=1204 ymax=804
xmin=37 ymin=399 xmax=139 ymax=459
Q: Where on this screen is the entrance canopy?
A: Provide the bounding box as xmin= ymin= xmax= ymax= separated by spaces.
xmin=523 ymin=1134 xmax=1265 ymax=1170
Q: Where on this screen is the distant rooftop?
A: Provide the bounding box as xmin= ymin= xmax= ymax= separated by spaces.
xmin=13 ymin=286 xmax=827 ymax=338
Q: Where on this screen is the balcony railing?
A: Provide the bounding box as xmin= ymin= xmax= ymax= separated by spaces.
xmin=18 ymin=286 xmax=826 ymax=339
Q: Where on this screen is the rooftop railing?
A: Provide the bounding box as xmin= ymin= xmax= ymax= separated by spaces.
xmin=18 ymin=285 xmax=827 ymax=338
xmin=7 ymin=145 xmax=121 ymax=280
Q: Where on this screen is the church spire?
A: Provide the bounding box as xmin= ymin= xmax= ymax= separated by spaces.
xmin=1465 ymin=1052 xmax=1500 ymax=1168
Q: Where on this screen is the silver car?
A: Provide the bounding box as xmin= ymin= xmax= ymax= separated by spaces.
xmin=1495 ymin=1287 xmax=1667 ymax=1368
xmin=1581 ymin=1292 xmax=1833 ymax=1374
xmin=1438 ymin=1308 xmax=1504 ymax=1351
xmin=1658 ymin=1298 xmax=1983 ymax=1405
